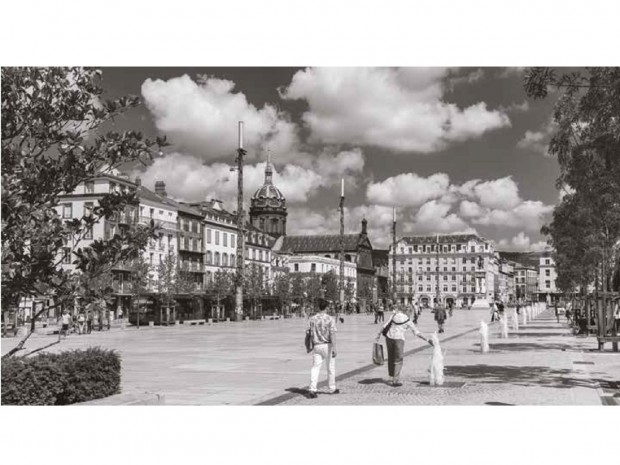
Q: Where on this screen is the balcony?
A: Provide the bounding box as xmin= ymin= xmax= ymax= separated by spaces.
xmin=112 ymin=282 xmax=132 ymax=294
xmin=139 ymin=216 xmax=178 ymax=232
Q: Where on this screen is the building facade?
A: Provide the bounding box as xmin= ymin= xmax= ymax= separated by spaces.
xmin=273 ymin=219 xmax=375 ymax=300
xmin=537 ymin=252 xmax=559 ymax=303
xmin=389 ymin=234 xmax=498 ymax=308
xmin=249 ymin=156 xmax=287 ymax=239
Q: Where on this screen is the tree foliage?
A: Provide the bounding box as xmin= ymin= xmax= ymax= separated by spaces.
xmin=525 ymin=67 xmax=620 ymax=292
xmin=1 ymin=68 xmax=166 ymax=321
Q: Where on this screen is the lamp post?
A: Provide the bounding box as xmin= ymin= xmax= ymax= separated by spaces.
xmin=392 ymin=207 xmax=397 ymax=304
xmin=234 ymin=121 xmax=246 ymax=322
xmin=339 ymin=179 xmax=345 ymax=309
xmin=435 ymin=233 xmax=440 ymax=308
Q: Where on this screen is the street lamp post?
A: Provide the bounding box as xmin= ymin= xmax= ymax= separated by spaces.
xmin=436 ymin=233 xmax=440 ymax=308
xmin=339 ymin=179 xmax=345 ymax=310
xmin=234 ymin=121 xmax=246 ymax=322
xmin=392 ymin=207 xmax=397 ymax=304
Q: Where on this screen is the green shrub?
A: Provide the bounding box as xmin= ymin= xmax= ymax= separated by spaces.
xmin=1 ymin=347 xmax=121 ymax=405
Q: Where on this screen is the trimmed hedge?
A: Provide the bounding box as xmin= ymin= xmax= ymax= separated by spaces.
xmin=1 ymin=347 xmax=121 ymax=405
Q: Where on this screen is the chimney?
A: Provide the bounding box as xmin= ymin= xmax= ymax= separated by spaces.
xmin=135 ymin=177 xmax=142 ymax=186
xmin=361 ymin=217 xmax=368 ymax=235
xmin=154 ymin=180 xmax=167 ymax=197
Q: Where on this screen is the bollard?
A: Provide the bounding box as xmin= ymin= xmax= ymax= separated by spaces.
xmin=501 ymin=316 xmax=509 ymax=338
xmin=429 ymin=332 xmax=445 ymax=386
xmin=512 ymin=311 xmax=519 ymax=331
xmin=479 ymin=321 xmax=490 ymax=353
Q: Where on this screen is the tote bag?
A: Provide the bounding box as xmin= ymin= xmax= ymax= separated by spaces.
xmin=372 ymin=342 xmax=385 ymax=365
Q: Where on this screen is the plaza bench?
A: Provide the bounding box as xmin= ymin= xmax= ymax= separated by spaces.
xmin=182 ymin=319 xmax=206 ymax=326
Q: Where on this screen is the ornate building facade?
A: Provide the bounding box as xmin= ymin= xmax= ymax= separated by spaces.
xmin=249 ymin=155 xmax=287 ymax=239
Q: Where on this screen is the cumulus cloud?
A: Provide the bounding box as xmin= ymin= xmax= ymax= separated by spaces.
xmin=135 ymin=146 xmax=365 ymax=206
xmin=517 ymin=120 xmax=556 ymax=156
xmin=281 ymin=67 xmax=511 ymax=153
xmin=367 ymin=173 xmax=450 ymax=207
xmin=497 ymin=232 xmax=550 ymax=252
xmin=141 ymin=74 xmax=300 ymax=162
xmin=473 ymin=200 xmax=554 ymax=231
xmin=470 ymin=177 xmax=522 ymax=210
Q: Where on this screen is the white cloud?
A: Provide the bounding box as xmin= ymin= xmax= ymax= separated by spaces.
xmin=500 ymin=101 xmax=530 ymax=113
xmin=281 ymin=67 xmax=511 ymax=153
xmin=366 ymin=173 xmax=450 ymax=207
xmin=135 ymin=146 xmax=365 ymax=206
xmin=409 ymin=200 xmax=475 ymax=235
xmin=497 ymin=232 xmax=550 ymax=252
xmin=517 ymin=120 xmax=555 ymax=156
xmin=471 ymin=176 xmax=522 ymax=210
xmin=459 ymin=200 xmax=485 ymax=218
xmin=141 ymin=74 xmax=299 ymax=162
xmin=473 ymin=200 xmax=554 ymax=231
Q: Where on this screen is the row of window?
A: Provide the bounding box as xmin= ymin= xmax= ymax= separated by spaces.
xmin=397 ymin=285 xmax=477 ymax=293
xmin=397 ymin=243 xmax=490 ymax=254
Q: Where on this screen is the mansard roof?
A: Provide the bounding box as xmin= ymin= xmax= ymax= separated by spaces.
xmin=280 ymin=233 xmax=369 ymax=254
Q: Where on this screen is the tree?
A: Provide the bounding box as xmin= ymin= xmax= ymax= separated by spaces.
xmin=305 ymin=272 xmax=323 ymax=311
xmin=273 ymin=272 xmax=292 ymax=314
xmin=129 ymin=255 xmax=153 ymax=328
xmin=1 ymin=67 xmax=165 ymax=357
xmin=206 ymin=270 xmax=233 ymax=319
xmin=245 ymin=265 xmax=265 ymax=318
xmin=157 ymin=253 xmax=179 ymax=324
xmin=525 ymin=67 xmax=620 ymax=335
xmin=321 ymin=271 xmax=339 ymax=302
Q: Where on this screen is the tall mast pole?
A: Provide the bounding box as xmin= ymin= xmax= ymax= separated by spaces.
xmin=235 ymin=121 xmax=246 ymax=322
xmin=392 ymin=207 xmax=397 ymax=304
xmin=339 ymin=178 xmax=345 ymax=310
xmin=436 ymin=233 xmax=440 ymax=307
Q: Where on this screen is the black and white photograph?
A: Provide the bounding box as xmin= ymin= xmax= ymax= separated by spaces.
xmin=1 ymin=2 xmax=619 ymax=465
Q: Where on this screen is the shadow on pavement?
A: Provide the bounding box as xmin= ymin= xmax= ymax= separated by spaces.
xmin=358 ymin=378 xmax=391 ymax=386
xmin=488 ymin=342 xmax=573 ymax=352
xmin=445 ymin=364 xmax=599 ymax=389
xmin=285 ymin=387 xmax=314 ymax=399
xmin=485 ymin=401 xmax=515 ymax=406
xmin=510 ymin=332 xmax=571 ymax=338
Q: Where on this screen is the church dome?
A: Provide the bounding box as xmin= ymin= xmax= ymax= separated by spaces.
xmin=252 ymin=183 xmax=285 ymax=202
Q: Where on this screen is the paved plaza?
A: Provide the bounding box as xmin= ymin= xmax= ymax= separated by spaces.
xmin=2 ymin=308 xmax=618 ymax=405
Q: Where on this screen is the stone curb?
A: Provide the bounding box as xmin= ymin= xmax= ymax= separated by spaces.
xmin=78 ymin=391 xmax=165 ymax=406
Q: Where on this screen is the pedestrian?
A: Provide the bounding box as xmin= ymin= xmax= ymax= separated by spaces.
xmin=516 ymin=301 xmax=521 ymax=315
xmin=490 ymin=302 xmax=499 ymax=322
xmin=86 ymin=310 xmax=93 ymax=334
xmin=434 ymin=305 xmax=447 ymax=333
xmin=306 ymin=298 xmax=339 ymax=398
xmin=377 ymin=302 xmax=385 ymax=323
xmin=375 ymin=304 xmax=433 ymax=387
xmin=59 ymin=310 xmax=71 ymax=339
xmin=77 ymin=311 xmax=86 ymax=335
xmin=497 ymin=300 xmax=505 ymax=318
xmin=554 ymin=302 xmax=560 ymax=323
xmin=411 ymin=300 xmax=420 ymax=324
xmin=118 ymin=308 xmax=125 ymax=329
xmin=448 ymin=301 xmax=454 ymax=317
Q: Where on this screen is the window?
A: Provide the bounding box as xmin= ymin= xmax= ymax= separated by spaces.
xmin=294 ymin=264 xmax=299 ymax=272
xmin=207 ymin=229 xmax=212 ymax=244
xmin=109 ymin=182 xmax=116 ymax=193
xmin=222 ymin=253 xmax=227 ymax=267
xmin=452 ymin=286 xmax=457 ymax=292
xmin=311 ymin=263 xmax=316 ymax=272
xmin=150 ymin=208 xmax=154 ymax=218
xmin=61 ymin=203 xmax=72 ymax=218
xmin=214 ymin=252 xmax=220 ymax=266
xmin=231 ymin=234 xmax=235 ymax=249
xmin=452 ymin=276 xmax=456 ymax=281
xmin=206 ymin=251 xmax=212 ymax=265
xmin=545 ymin=280 xmax=550 ymax=289
xmin=85 ymin=181 xmax=94 ymax=193
xmin=545 ymin=269 xmax=550 ymax=276
xmin=418 ymin=285 xmax=423 ymax=292
xmin=426 ymin=276 xmax=431 ymax=281
xmin=426 ymin=285 xmax=431 ymax=292
xmin=223 ymin=233 xmax=227 ymax=247
xmin=215 ymin=231 xmax=220 ymax=245
xmin=443 ymin=276 xmax=448 ymax=281
xmin=62 ymin=247 xmax=71 ymax=264
xmin=149 ymin=253 xmax=153 ymax=265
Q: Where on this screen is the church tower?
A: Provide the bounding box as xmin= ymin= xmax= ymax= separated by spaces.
xmin=249 ymin=150 xmax=287 ymax=238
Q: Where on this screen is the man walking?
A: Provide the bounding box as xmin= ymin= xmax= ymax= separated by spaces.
xmin=434 ymin=305 xmax=447 ymax=333
xmin=307 ymin=298 xmax=339 ymax=399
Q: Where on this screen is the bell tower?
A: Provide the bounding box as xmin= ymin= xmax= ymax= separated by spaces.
xmin=249 ymin=149 xmax=287 ymax=238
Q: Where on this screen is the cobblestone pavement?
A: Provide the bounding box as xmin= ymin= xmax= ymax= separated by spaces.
xmin=272 ymin=310 xmax=620 ymax=406
xmin=1 ymin=308 xmax=485 ymax=405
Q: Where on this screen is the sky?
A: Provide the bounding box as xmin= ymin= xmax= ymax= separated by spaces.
xmin=99 ymin=67 xmax=562 ymax=251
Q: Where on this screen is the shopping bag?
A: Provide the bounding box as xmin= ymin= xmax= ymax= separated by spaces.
xmin=305 ymin=329 xmax=314 ymax=353
xmin=372 ymin=342 xmax=385 ymax=366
